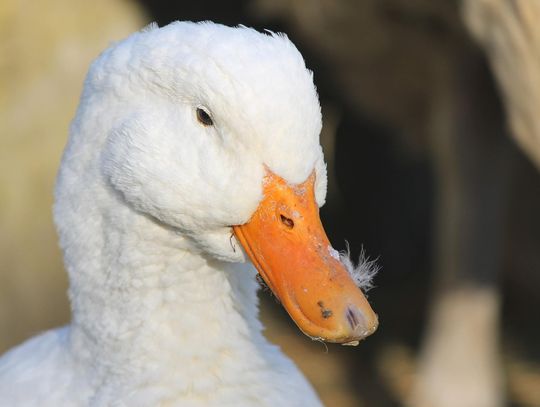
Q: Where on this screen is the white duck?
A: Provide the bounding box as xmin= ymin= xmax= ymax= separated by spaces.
xmin=0 ymin=21 xmax=378 ymax=406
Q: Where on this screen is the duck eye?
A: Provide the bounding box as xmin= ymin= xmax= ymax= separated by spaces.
xmin=196 ymin=108 xmax=213 ymax=126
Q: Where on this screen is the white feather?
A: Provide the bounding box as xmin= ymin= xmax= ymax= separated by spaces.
xmin=0 ymin=21 xmax=326 ymax=406
xmin=340 ymin=244 xmax=379 ymax=292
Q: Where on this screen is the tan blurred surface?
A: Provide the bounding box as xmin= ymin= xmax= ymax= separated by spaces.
xmin=0 ymin=0 xmax=145 ymax=352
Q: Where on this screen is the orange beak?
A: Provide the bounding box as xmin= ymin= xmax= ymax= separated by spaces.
xmin=233 ymin=169 xmax=378 ymax=344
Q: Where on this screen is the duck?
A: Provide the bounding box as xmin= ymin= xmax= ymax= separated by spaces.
xmin=0 ymin=21 xmax=378 ymax=406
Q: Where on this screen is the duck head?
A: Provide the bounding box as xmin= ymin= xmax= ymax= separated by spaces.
xmin=72 ymin=21 xmax=377 ymax=344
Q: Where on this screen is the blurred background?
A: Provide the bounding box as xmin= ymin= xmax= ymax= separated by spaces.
xmin=1 ymin=0 xmax=540 ymax=406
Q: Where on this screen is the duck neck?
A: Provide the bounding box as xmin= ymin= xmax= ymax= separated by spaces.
xmin=64 ymin=202 xmax=273 ymax=390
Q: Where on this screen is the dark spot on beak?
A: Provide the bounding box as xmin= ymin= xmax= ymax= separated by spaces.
xmin=317 ymin=300 xmax=333 ymax=319
xmin=322 ymin=309 xmax=333 ymax=319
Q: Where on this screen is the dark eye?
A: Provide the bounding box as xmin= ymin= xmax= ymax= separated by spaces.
xmin=196 ymin=108 xmax=213 ymax=126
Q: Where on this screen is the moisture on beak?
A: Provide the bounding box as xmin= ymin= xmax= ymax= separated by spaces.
xmin=233 ymin=169 xmax=378 ymax=344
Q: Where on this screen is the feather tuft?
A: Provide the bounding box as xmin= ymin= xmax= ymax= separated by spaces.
xmin=339 ymin=243 xmax=379 ymax=291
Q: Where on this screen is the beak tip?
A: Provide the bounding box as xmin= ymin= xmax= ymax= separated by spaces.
xmin=342 ymin=305 xmax=379 ymax=342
